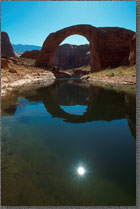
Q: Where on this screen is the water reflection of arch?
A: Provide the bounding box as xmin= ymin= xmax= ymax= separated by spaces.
xmin=41 ymin=86 xmax=125 ymax=123
xmin=2 ymin=81 xmax=136 ymax=138
xmin=24 ymin=82 xmax=125 ymax=123
xmin=24 ymin=81 xmax=135 ymax=138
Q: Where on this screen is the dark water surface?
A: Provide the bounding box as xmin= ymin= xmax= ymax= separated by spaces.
xmin=1 ymin=80 xmax=136 ymax=206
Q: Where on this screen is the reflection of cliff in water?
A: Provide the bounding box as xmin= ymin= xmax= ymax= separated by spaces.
xmin=2 ymin=80 xmax=136 ymax=138
xmin=53 ymin=82 xmax=89 ymax=106
xmin=125 ymin=94 xmax=136 ymax=138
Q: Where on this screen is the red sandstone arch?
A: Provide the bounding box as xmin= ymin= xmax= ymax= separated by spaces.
xmin=36 ymin=24 xmax=135 ymax=72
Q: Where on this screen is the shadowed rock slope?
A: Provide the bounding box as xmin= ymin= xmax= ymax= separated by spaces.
xmin=52 ymin=44 xmax=90 ymax=69
xmin=1 ymin=32 xmax=16 ymax=57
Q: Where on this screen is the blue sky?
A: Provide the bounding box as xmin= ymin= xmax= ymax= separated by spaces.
xmin=1 ymin=1 xmax=136 ymax=46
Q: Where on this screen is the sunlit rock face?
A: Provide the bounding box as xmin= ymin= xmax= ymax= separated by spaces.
xmin=1 ymin=32 xmax=16 ymax=57
xmin=52 ymin=44 xmax=90 ymax=69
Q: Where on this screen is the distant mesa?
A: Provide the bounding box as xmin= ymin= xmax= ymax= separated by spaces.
xmin=13 ymin=44 xmax=41 ymax=53
xmin=1 ymin=32 xmax=16 ymax=58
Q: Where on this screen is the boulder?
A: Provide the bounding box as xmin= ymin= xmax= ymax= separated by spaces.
xmin=53 ymin=71 xmax=71 ymax=78
xmin=72 ymin=69 xmax=90 ymax=77
xmin=1 ymin=57 xmax=8 ymax=69
xmin=21 ymin=50 xmax=40 ymax=59
xmin=9 ymin=68 xmax=17 ymax=73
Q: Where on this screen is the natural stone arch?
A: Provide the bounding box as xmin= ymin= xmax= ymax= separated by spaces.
xmin=37 ymin=24 xmax=100 ymax=71
xmin=36 ymin=24 xmax=135 ymax=72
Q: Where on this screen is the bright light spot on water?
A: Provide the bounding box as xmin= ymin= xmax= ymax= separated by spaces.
xmin=77 ymin=167 xmax=86 ymax=176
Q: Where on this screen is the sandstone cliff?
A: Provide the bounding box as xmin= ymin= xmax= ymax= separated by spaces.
xmin=52 ymin=44 xmax=90 ymax=69
xmin=21 ymin=44 xmax=90 ymax=69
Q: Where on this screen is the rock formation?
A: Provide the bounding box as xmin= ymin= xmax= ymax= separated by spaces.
xmin=21 ymin=44 xmax=90 ymax=69
xmin=1 ymin=57 xmax=9 ymax=69
xmin=1 ymin=32 xmax=16 ymax=57
xmin=21 ymin=50 xmax=40 ymax=59
xmin=36 ymin=24 xmax=135 ymax=72
xmin=129 ymin=34 xmax=136 ymax=66
xmin=52 ymin=44 xmax=90 ymax=69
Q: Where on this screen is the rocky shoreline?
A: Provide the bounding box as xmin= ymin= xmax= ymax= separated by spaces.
xmin=2 ymin=71 xmax=136 ymax=98
xmin=1 ymin=72 xmax=55 ymax=97
xmin=1 ymin=56 xmax=56 ymax=97
xmin=80 ymin=65 xmax=136 ymax=86
xmin=1 ymin=57 xmax=136 ymax=98
xmin=81 ymin=75 xmax=136 ymax=85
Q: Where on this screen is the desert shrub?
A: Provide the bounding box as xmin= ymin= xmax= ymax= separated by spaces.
xmin=107 ymin=72 xmax=115 ymax=77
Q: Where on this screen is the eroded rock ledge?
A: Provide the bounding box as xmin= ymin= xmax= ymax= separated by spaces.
xmin=1 ymin=57 xmax=55 ymax=97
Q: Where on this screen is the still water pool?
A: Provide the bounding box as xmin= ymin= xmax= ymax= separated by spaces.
xmin=1 ymin=80 xmax=136 ymax=206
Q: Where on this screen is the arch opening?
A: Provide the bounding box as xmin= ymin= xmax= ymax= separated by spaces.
xmin=36 ymin=25 xmax=98 ymax=71
xmin=51 ymin=34 xmax=91 ymax=71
